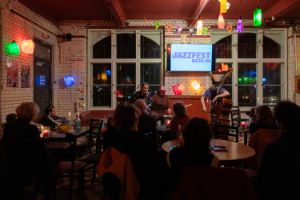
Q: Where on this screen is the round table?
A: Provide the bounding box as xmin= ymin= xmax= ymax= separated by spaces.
xmin=161 ymin=139 xmax=255 ymax=162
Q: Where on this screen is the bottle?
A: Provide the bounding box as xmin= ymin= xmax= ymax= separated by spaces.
xmin=75 ymin=113 xmax=81 ymax=129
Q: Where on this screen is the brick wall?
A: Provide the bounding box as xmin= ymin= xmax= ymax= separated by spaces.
xmin=1 ymin=0 xmax=300 ymax=122
xmin=0 ymin=0 xmax=59 ymax=122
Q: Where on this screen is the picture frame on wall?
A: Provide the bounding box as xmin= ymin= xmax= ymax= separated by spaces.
xmin=295 ymin=76 xmax=300 ymax=93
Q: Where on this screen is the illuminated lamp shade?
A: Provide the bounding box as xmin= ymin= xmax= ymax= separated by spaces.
xmin=237 ymin=18 xmax=244 ymax=33
xmin=64 ymin=75 xmax=75 ymax=88
xmin=218 ymin=13 xmax=225 ymax=29
xmin=191 ymin=80 xmax=201 ymax=90
xmin=21 ymin=39 xmax=35 ymax=54
xmin=172 ymin=84 xmax=183 ymax=96
xmin=253 ymin=7 xmax=263 ymax=27
xmin=221 ymin=63 xmax=229 ymax=71
xmin=5 ymin=41 xmax=20 ymax=56
xmin=220 ymin=0 xmax=227 ymax=13
xmin=101 ymin=72 xmax=107 ymax=81
xmin=196 ymin=20 xmax=203 ymax=35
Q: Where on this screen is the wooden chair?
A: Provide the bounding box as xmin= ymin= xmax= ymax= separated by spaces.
xmin=56 ymin=136 xmax=86 ymax=200
xmin=171 ymin=166 xmax=258 ymax=200
xmin=79 ymin=118 xmax=104 ymax=183
xmin=211 ymin=106 xmax=241 ymax=142
xmin=247 ymin=128 xmax=281 ymax=169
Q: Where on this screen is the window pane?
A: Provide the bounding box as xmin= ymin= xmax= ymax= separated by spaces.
xmin=117 ymin=63 xmax=136 ymax=103
xmin=263 ymin=34 xmax=281 ymax=58
xmin=141 ymin=33 xmax=161 ymax=58
xmin=215 ymin=63 xmax=232 ymax=95
xmin=215 ymin=36 xmax=232 ymax=58
xmin=263 ymin=63 xmax=281 ymax=106
xmin=117 ymin=33 xmax=136 ymax=58
xmin=92 ymin=64 xmax=111 ymax=107
xmin=93 ymin=36 xmax=111 ymax=58
xmin=238 ymin=33 xmax=256 ymax=58
xmin=238 ymin=63 xmax=256 ymax=106
xmin=141 ymin=63 xmax=161 ymax=92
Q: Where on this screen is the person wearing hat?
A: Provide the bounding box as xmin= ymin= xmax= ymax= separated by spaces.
xmin=150 ymin=86 xmax=171 ymax=118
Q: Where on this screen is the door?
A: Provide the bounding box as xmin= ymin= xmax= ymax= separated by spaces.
xmin=33 ymin=39 xmax=52 ymax=117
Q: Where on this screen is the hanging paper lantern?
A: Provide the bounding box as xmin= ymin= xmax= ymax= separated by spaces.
xmin=101 ymin=72 xmax=107 ymax=81
xmin=106 ymin=69 xmax=111 ymax=76
xmin=154 ymin=20 xmax=161 ymax=30
xmin=202 ymin=26 xmax=209 ymax=34
xmin=218 ymin=13 xmax=225 ymax=29
xmin=237 ymin=18 xmax=244 ymax=33
xmin=64 ymin=75 xmax=75 ymax=88
xmin=5 ymin=41 xmax=20 ymax=56
xmin=196 ymin=20 xmax=203 ymax=35
xmin=176 ymin=26 xmax=183 ymax=34
xmin=221 ymin=63 xmax=229 ymax=71
xmin=191 ymin=80 xmax=201 ymax=91
xmin=253 ymin=7 xmax=263 ymax=27
xmin=165 ymin=24 xmax=173 ymax=32
xmin=172 ymin=84 xmax=183 ymax=95
xmin=220 ymin=0 xmax=227 ymax=14
xmin=226 ymin=23 xmax=233 ymax=33
xmin=21 ymin=39 xmax=35 ymax=54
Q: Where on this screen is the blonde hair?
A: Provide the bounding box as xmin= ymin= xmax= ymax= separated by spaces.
xmin=16 ymin=102 xmax=40 ymax=121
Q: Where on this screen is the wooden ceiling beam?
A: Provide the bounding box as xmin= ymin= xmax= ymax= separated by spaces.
xmin=264 ymin=0 xmax=299 ymax=19
xmin=105 ymin=0 xmax=126 ymax=27
xmin=188 ymin=0 xmax=211 ymax=26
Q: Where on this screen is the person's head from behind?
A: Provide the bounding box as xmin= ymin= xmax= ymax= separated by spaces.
xmin=158 ymin=85 xmax=166 ymax=96
xmin=255 ymin=105 xmax=273 ymax=122
xmin=183 ymin=117 xmax=212 ymax=152
xmin=6 ymin=113 xmax=17 ymax=123
xmin=208 ymin=86 xmax=217 ymax=98
xmin=114 ymin=102 xmax=139 ymax=131
xmin=140 ymin=83 xmax=149 ymax=95
xmin=134 ymin=99 xmax=147 ymax=113
xmin=16 ymin=102 xmax=40 ymax=122
xmin=173 ymin=101 xmax=186 ymax=117
xmin=45 ymin=105 xmax=56 ymax=116
xmin=274 ymin=101 xmax=300 ymax=133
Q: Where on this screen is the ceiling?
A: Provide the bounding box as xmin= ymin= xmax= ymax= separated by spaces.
xmin=18 ymin=0 xmax=300 ymax=27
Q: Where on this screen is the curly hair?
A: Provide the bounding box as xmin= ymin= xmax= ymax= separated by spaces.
xmin=16 ymin=102 xmax=40 ymax=121
xmin=114 ymin=102 xmax=139 ymax=129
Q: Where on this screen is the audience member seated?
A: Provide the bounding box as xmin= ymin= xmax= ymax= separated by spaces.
xmin=131 ymin=82 xmax=152 ymax=105
xmin=151 ymin=85 xmax=171 ymax=119
xmin=0 ymin=113 xmax=17 ymax=141
xmin=255 ymin=101 xmax=300 ymax=200
xmin=249 ymin=105 xmax=277 ymax=135
xmin=170 ymin=102 xmax=190 ymax=133
xmin=0 ymin=102 xmax=54 ymax=199
xmin=99 ymin=102 xmax=169 ymax=200
xmin=40 ymin=105 xmax=66 ymax=129
xmin=168 ymin=117 xmax=218 ymax=189
xmin=134 ymin=99 xmax=157 ymax=142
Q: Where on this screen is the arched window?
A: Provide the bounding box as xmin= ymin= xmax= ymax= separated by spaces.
xmin=140 ymin=35 xmax=161 ymax=58
xmin=263 ymin=36 xmax=281 ymax=58
xmin=93 ymin=36 xmax=111 ymax=58
xmin=215 ymin=35 xmax=232 ymax=58
xmin=117 ymin=33 xmax=136 ymax=58
xmin=238 ymin=33 xmax=256 ymax=58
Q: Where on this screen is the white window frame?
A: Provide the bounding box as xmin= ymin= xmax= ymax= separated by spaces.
xmin=213 ymin=28 xmax=287 ymax=111
xmin=87 ymin=29 xmax=163 ymax=110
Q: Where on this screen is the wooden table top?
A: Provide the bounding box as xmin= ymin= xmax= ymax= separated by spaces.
xmin=162 ymin=139 xmax=255 ymax=162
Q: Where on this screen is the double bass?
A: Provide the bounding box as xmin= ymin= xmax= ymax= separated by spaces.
xmin=210 ymin=70 xmax=232 ymax=124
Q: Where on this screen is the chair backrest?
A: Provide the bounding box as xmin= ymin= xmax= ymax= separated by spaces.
xmin=79 ymin=111 xmax=92 ymax=126
xmin=172 ymin=166 xmax=257 ymax=200
xmin=230 ymin=106 xmax=241 ymax=127
xmin=89 ymin=118 xmax=104 ymax=153
xmin=248 ymin=128 xmax=281 ymax=168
